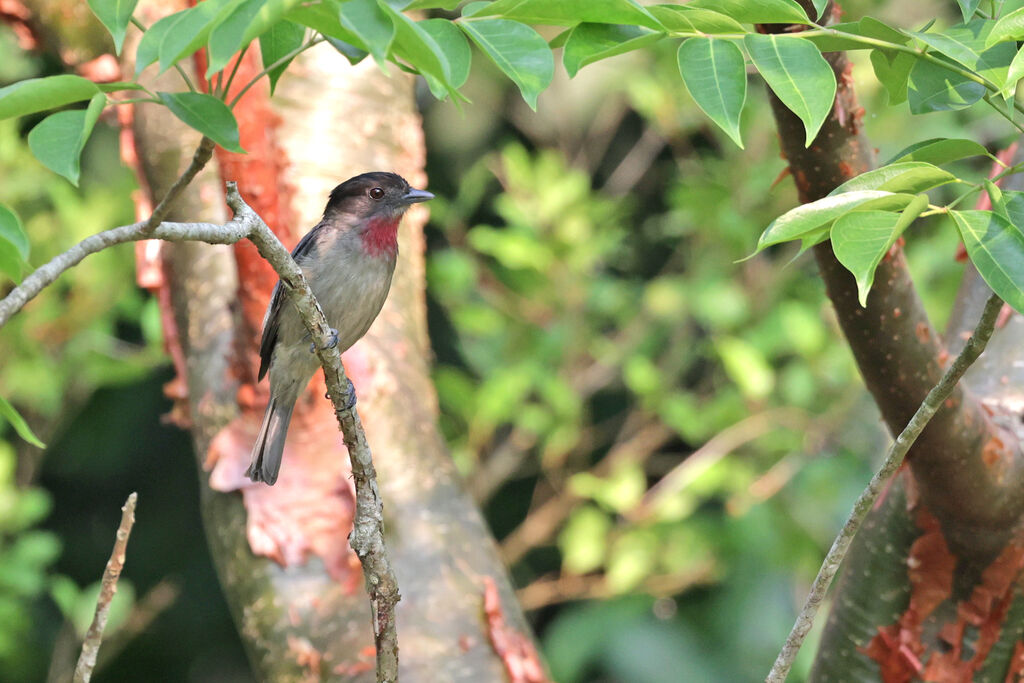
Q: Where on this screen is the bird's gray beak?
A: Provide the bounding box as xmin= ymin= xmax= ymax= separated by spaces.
xmin=402 ymin=188 xmax=434 ymax=204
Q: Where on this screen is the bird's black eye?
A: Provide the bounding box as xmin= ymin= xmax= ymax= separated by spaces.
xmin=369 ymin=187 xmax=385 ymax=200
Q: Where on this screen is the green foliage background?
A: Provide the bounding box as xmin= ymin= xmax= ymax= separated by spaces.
xmin=0 ymin=0 xmax=1005 ymax=680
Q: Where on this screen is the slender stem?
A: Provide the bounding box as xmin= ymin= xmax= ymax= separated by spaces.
xmin=219 ymin=42 xmax=250 ymax=99
xmin=112 ymin=97 xmax=162 ymax=105
xmin=984 ymin=94 xmax=1024 ymax=135
xmin=229 ymin=37 xmax=324 ymax=108
xmin=73 ymin=493 xmax=138 ymax=683
xmin=129 ymin=17 xmax=196 ymax=92
xmin=140 ymin=137 xmax=216 ymax=235
xmin=766 ymin=292 xmax=1005 ymax=682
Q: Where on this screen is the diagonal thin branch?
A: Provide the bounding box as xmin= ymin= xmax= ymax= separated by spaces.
xmin=73 ymin=492 xmax=138 ymax=683
xmin=766 ymin=292 xmax=1005 ymax=683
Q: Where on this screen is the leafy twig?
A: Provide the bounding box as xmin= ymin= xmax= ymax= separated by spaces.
xmin=73 ymin=492 xmax=138 ymax=683
xmin=766 ymin=292 xmax=1005 ymax=682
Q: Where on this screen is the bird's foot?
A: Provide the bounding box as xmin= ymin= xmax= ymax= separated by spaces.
xmin=310 ymin=328 xmax=340 ymax=353
xmin=344 ymin=378 xmax=357 ymax=409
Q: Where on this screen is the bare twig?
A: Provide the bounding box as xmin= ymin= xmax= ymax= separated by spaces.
xmin=232 ymin=183 xmax=401 ymax=683
xmin=766 ymin=292 xmax=1005 ymax=683
xmin=73 ymin=492 xmax=138 ymax=683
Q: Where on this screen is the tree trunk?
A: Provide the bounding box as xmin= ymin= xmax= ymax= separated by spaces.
xmin=121 ymin=4 xmax=540 ymax=681
xmin=759 ymin=3 xmax=1024 ymax=680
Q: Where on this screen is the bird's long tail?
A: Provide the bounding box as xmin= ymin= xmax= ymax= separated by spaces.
xmin=246 ymin=396 xmax=295 ymax=485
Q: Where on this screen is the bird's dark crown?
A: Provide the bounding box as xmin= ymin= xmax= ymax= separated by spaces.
xmin=324 ymin=172 xmax=412 ymax=216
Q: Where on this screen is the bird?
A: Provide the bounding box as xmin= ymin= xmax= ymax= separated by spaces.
xmin=246 ymin=172 xmax=433 ymax=485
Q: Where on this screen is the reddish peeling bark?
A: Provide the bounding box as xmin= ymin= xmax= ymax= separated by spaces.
xmin=760 ymin=2 xmax=1024 ymax=680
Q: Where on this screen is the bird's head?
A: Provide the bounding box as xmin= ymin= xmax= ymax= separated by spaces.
xmin=323 ymin=172 xmax=433 ymax=257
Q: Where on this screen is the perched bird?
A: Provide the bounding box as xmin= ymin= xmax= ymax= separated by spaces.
xmin=247 ymin=172 xmax=433 ymax=485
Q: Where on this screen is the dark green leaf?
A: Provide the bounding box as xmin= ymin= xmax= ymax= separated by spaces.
xmin=832 ymin=197 xmax=928 ymax=306
xmin=157 ymin=92 xmax=244 ymax=153
xmin=886 ymin=137 xmax=990 ymax=165
xmin=460 ymin=18 xmax=553 ymax=110
xmin=469 ymin=0 xmax=663 ymax=30
xmin=0 ymin=76 xmax=101 ymax=120
xmin=260 ymin=20 xmax=305 ymax=93
xmin=857 ymin=17 xmax=912 ymax=45
xmin=646 ymin=5 xmax=745 ymax=34
xmin=677 ymin=37 xmax=746 ymax=148
xmin=756 ymin=191 xmax=907 ymax=250
xmin=809 ymin=0 xmax=828 ymax=21
xmin=987 ymin=6 xmax=1024 ymax=46
xmin=206 ymin=0 xmax=264 ymax=77
xmin=0 ymin=396 xmax=45 ymax=448
xmin=563 ymin=24 xmax=662 ymax=78
xmin=157 ymin=0 xmax=233 ymax=74
xmin=325 ymin=37 xmax=369 ymax=64
xmin=27 ymin=94 xmax=106 ymax=186
xmin=420 ymin=19 xmax=471 ymax=88
xmin=744 ymin=34 xmax=835 ymax=147
xmin=1001 ymin=191 xmax=1024 ymax=228
xmin=690 ymin=0 xmax=810 ymax=25
xmin=870 ymin=49 xmax=914 ymax=105
xmin=240 ymin=0 xmax=305 ymax=46
xmin=286 ymin=0 xmax=358 ymax=42
xmin=87 ymin=0 xmax=139 ymax=54
xmin=951 ymin=210 xmax=1024 ymax=313
xmin=907 ymin=56 xmax=986 ymax=113
xmin=0 ymin=204 xmax=29 ymax=259
xmin=831 ymin=161 xmax=957 ymax=195
xmin=913 ymin=22 xmax=1015 ymax=91
xmin=339 ymin=0 xmax=396 ymax=69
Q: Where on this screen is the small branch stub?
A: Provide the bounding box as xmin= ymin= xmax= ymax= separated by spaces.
xmin=73 ymin=492 xmax=138 ymax=683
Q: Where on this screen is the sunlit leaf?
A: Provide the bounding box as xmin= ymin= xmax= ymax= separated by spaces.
xmin=339 ymin=0 xmax=395 ymax=69
xmin=646 ymin=5 xmax=745 ymax=34
xmin=744 ymin=34 xmax=835 ymax=147
xmin=0 ymin=76 xmax=101 ymax=120
xmin=886 ymin=137 xmax=990 ymax=166
xmin=205 ymin=0 xmax=264 ymax=77
xmin=690 ymin=0 xmax=810 ymax=25
xmin=677 ymin=37 xmax=746 ymax=148
xmin=756 ymin=191 xmax=908 ymax=250
xmin=831 ymin=162 xmax=957 ymax=195
xmin=0 ymin=396 xmax=45 ymax=448
xmin=259 ymin=20 xmax=305 ymax=93
xmin=157 ymin=0 xmax=234 ymax=74
xmin=467 ymin=0 xmax=663 ymax=30
xmin=987 ymin=6 xmax=1024 ymax=47
xmin=951 ymin=210 xmax=1024 ymax=314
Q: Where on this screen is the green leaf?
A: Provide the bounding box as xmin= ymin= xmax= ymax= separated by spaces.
xmin=420 ymin=19 xmax=472 ymax=88
xmin=259 ymin=20 xmax=305 ymax=94
xmin=0 ymin=396 xmax=45 ymax=448
xmin=468 ymin=0 xmax=663 ymax=30
xmin=563 ymin=24 xmax=663 ymax=78
xmin=87 ymin=0 xmax=139 ymax=54
xmin=379 ymin=3 xmax=458 ymax=98
xmin=717 ymin=337 xmax=774 ymax=400
xmin=1003 ymin=47 xmax=1024 ymax=99
xmin=869 ymin=50 xmax=915 ymax=105
xmin=135 ymin=8 xmax=184 ymax=75
xmin=809 ymin=0 xmax=828 ymax=21
xmin=756 ymin=191 xmax=907 ymax=250
xmin=27 ymin=94 xmax=106 ymax=186
xmin=951 ymin=210 xmax=1024 ymax=314
xmin=677 ymin=37 xmax=746 ymax=149
xmin=157 ymin=92 xmax=244 ymax=153
xmin=907 ymin=57 xmax=985 ymax=113
xmin=857 ymin=17 xmax=912 ymax=45
xmin=957 ymin=0 xmax=982 ymax=23
xmin=460 ymin=19 xmax=553 ymax=110
xmin=913 ymin=22 xmax=1015 ymax=91
xmin=690 ymin=0 xmax=810 ymax=25
xmin=1001 ymin=191 xmax=1024 ymax=228
xmin=986 ymin=179 xmax=1009 ymax=221
xmin=325 ymin=37 xmax=369 ymax=64
xmin=406 ymin=0 xmax=463 ymax=8
xmin=646 ymin=5 xmax=745 ymax=34
xmin=744 ymin=34 xmax=835 ymax=147
xmin=0 ymin=239 xmax=24 ymax=282
xmin=286 ymin=0 xmax=358 ymax=42
xmin=240 ymin=0 xmax=304 ymax=46
xmin=339 ymin=0 xmax=395 ymax=69
xmin=157 ymin=0 xmax=234 ymax=74
xmin=987 ymin=7 xmax=1024 ymax=47
xmin=0 ymin=76 xmax=101 ymax=121
xmin=831 ymin=162 xmax=957 ymax=195
xmin=0 ymin=204 xmax=30 ymax=259
xmin=886 ymin=137 xmax=990 ymax=165
xmin=206 ymin=0 xmax=264 ymax=77
xmin=832 ymin=197 xmax=928 ymax=306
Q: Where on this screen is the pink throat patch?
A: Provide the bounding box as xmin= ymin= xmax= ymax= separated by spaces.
xmin=360 ymin=215 xmax=401 ymax=257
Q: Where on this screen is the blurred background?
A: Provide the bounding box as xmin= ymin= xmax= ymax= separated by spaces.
xmin=0 ymin=1 xmax=1006 ymax=681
